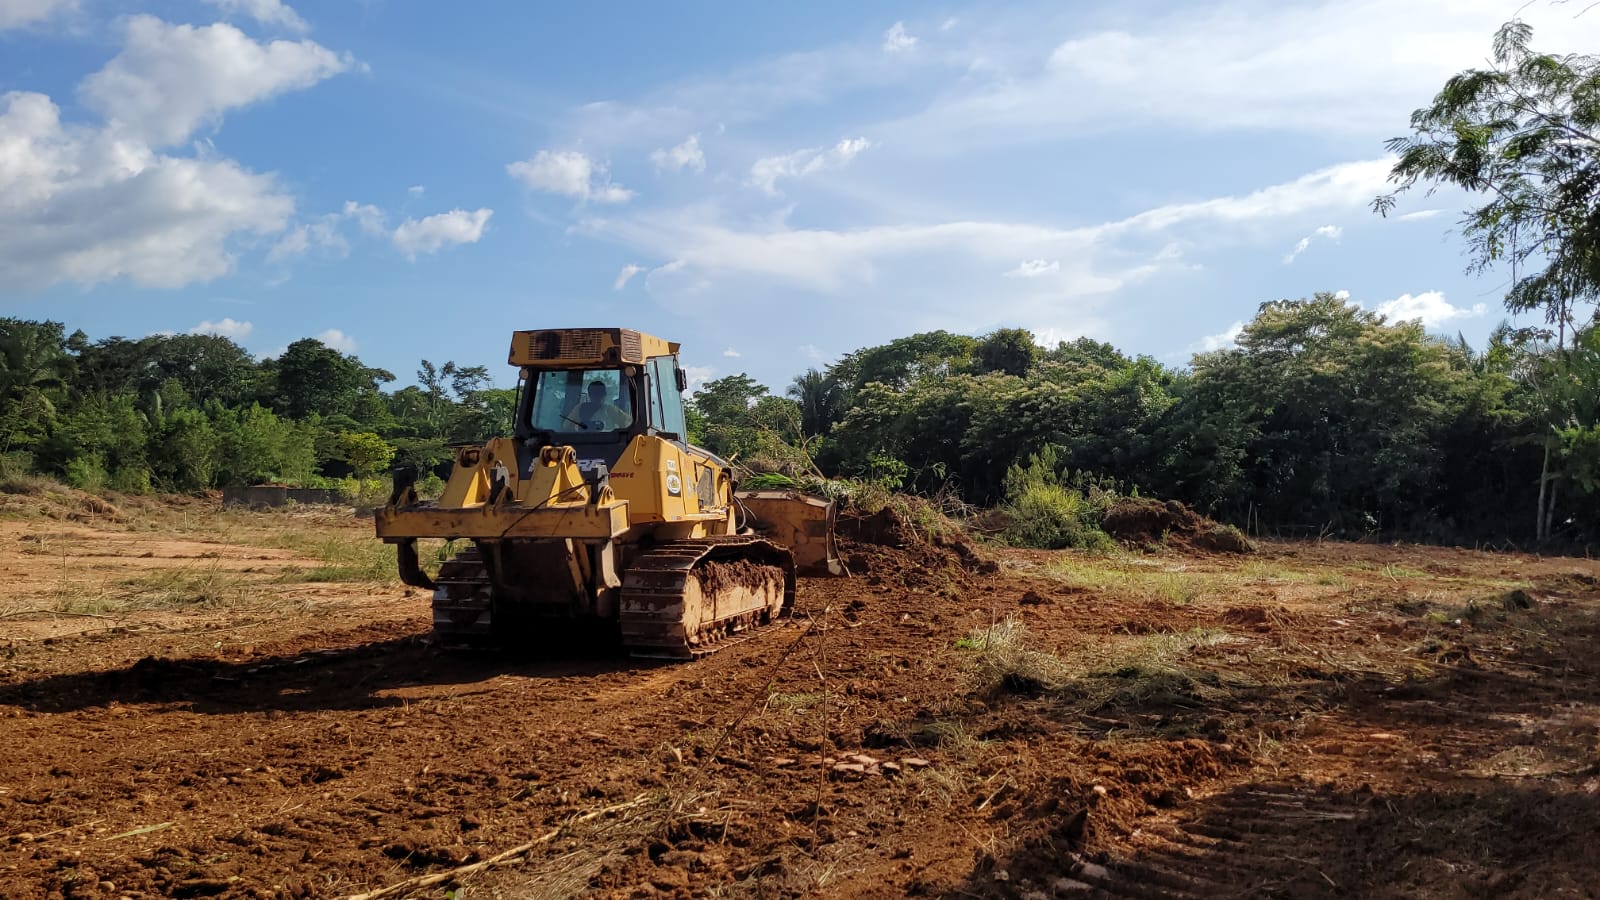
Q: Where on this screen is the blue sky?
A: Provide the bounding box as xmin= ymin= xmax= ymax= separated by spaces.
xmin=2 ymin=0 xmax=1594 ymax=392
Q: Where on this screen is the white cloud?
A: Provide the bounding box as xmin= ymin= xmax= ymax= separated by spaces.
xmin=0 ymin=12 xmax=358 ymax=291
xmin=1283 ymin=223 xmax=1342 ymax=264
xmin=749 ymin=136 xmax=873 ymax=195
xmin=1397 ymin=209 xmax=1444 ymax=221
xmin=882 ymin=0 xmax=1600 ymax=154
xmin=1033 ymin=327 xmax=1096 ymax=348
xmin=342 ymin=200 xmax=386 ymax=236
xmin=722 ymin=347 xmax=741 ymax=358
xmin=799 ymin=344 xmax=825 ymax=363
xmin=882 ymin=21 xmax=916 ymax=53
xmin=613 ymin=263 xmax=645 ymax=290
xmin=1333 ymin=289 xmax=1351 ymax=300
xmin=1122 ymin=161 xmax=1387 ymax=232
xmin=651 ymin=134 xmax=706 ymax=173
xmin=0 ymin=0 xmax=72 ymax=30
xmin=683 ymin=365 xmax=714 ymax=394
xmin=507 ymin=149 xmax=633 ymax=203
xmin=190 ymin=317 xmax=253 ymax=339
xmin=1373 ymin=291 xmax=1486 ymax=327
xmin=201 ymin=0 xmax=308 ymax=32
xmin=391 ymin=207 xmax=492 ymax=258
xmin=1004 ymin=259 xmax=1059 ymax=278
xmin=587 ymin=158 xmax=1392 ymax=297
xmin=315 ymin=328 xmax=356 ymax=352
xmin=267 ymin=210 xmax=350 ymax=262
xmin=1196 ymin=321 xmax=1245 ymax=353
xmin=267 ymin=226 xmax=310 ymax=261
xmin=941 ymin=17 xmax=959 ymax=31
xmin=80 ymin=15 xmax=352 ymax=147
xmin=0 ymin=91 xmax=293 ymax=290
xmin=408 ymin=184 xmax=425 ymax=195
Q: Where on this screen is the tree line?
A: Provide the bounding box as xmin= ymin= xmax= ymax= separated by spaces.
xmin=3 ymin=297 xmax=1592 ymax=544
xmin=689 ymin=297 xmax=1600 ymax=545
xmin=0 ymin=322 xmax=513 ymax=496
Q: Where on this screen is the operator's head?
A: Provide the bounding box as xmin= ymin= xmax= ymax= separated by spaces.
xmin=587 ymin=381 xmax=607 ymax=402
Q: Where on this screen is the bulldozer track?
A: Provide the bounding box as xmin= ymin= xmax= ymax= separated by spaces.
xmin=431 ymin=545 xmax=492 ymax=642
xmin=618 ymin=535 xmax=795 ymax=659
xmin=1057 ymin=784 xmax=1360 ymax=899
xmin=429 ymin=536 xmax=796 ymax=658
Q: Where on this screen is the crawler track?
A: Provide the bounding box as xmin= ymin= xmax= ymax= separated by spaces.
xmin=429 ymin=536 xmax=796 ymax=657
xmin=618 ymin=535 xmax=795 ymax=658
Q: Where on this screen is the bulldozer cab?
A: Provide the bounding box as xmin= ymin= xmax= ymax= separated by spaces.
xmin=516 ymin=351 xmax=690 ymax=465
xmin=530 ymin=369 xmax=636 ymax=433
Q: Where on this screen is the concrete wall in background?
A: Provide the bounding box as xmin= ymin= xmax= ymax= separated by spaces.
xmin=221 ymin=486 xmax=346 ymax=508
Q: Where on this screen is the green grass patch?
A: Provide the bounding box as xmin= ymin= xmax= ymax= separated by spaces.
xmin=270 ymin=535 xmax=398 ymax=584
xmin=1043 ymin=558 xmax=1209 ymax=605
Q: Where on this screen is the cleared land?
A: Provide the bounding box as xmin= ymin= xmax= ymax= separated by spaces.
xmin=2 ymin=492 xmax=1599 ymax=899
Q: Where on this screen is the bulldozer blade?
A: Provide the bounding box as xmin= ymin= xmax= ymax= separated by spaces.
xmin=736 ymin=490 xmax=846 ymax=577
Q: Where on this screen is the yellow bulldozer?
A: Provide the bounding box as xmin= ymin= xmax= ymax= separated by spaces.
xmin=374 ymin=327 xmax=842 ymax=658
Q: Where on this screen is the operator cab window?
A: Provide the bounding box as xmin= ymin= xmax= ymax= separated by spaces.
xmin=530 ymin=369 xmax=634 ymax=433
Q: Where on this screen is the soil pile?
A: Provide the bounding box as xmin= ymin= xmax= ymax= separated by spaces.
xmin=1102 ymin=498 xmax=1254 ymax=554
xmin=0 ymin=478 xmax=122 ymax=522
xmin=835 ymin=502 xmax=997 ymax=595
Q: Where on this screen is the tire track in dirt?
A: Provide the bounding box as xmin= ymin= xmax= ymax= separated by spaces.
xmin=1063 ymin=784 xmax=1364 ymax=898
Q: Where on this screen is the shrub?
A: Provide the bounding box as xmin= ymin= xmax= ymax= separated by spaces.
xmin=0 ymin=452 xmax=53 ymax=495
xmin=416 ymin=473 xmax=447 ymax=500
xmin=999 ymin=447 xmax=1116 ymax=550
xmin=109 ymin=465 xmax=153 ymax=494
xmin=64 ymin=455 xmax=108 ymax=493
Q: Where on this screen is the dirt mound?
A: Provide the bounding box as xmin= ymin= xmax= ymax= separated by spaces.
xmin=1102 ymin=498 xmax=1253 ymax=554
xmin=0 ymin=480 xmax=123 ymax=523
xmin=835 ymin=502 xmax=997 ymax=594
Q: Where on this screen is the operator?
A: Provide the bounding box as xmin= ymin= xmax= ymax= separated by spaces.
xmin=573 ymin=380 xmax=631 ymax=431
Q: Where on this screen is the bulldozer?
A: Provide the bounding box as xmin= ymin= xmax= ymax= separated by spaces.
xmin=374 ymin=327 xmax=843 ymax=658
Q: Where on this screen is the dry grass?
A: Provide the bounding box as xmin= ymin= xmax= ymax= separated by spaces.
xmin=958 ymin=615 xmax=1072 ymax=696
xmin=0 ymin=501 xmax=425 ymax=620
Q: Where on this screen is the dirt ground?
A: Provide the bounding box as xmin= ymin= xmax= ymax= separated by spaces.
xmin=3 ymin=497 xmax=1600 ymax=899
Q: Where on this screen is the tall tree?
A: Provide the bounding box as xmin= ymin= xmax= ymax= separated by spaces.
xmin=787 ymin=368 xmax=846 ymax=437
xmin=1377 ymin=20 xmax=1600 ymax=538
xmin=274 ymin=339 xmax=374 ymax=420
xmin=974 ymin=327 xmax=1038 ymax=377
xmin=0 ymin=319 xmax=73 ymax=453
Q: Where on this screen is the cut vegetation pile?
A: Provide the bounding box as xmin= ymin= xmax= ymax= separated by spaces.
xmin=0 ymin=472 xmax=123 ymax=523
xmin=835 ymin=499 xmax=996 ymax=597
xmin=1102 ymin=497 xmax=1255 ymax=554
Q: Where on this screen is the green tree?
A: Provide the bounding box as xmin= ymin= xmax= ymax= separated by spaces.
xmin=1159 ymin=294 xmax=1480 ymax=534
xmin=787 ymin=368 xmax=847 ymax=437
xmin=1377 ymin=20 xmax=1600 ymax=538
xmin=213 ymin=403 xmax=316 ymax=485
xmin=273 ymin=339 xmax=387 ymax=420
xmin=974 ymin=327 xmax=1038 ymax=377
xmin=832 ymin=330 xmax=976 ymax=395
xmin=147 ymin=335 xmax=264 ymax=407
xmin=152 ymin=409 xmax=219 ymax=491
xmin=1379 ymin=21 xmax=1600 ymax=334
xmin=40 ymin=392 xmax=151 ymax=490
xmin=338 ymin=431 xmax=396 ymax=479
xmin=0 ymin=318 xmax=73 ymax=454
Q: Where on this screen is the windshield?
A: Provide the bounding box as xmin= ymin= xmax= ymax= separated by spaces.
xmin=529 ymin=368 xmax=634 ymax=433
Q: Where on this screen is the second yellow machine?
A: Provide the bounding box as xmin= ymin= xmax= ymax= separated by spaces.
xmin=374 ymin=327 xmax=841 ymax=658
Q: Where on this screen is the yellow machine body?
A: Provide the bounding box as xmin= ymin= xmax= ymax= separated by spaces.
xmin=374 ymin=327 xmax=841 ymax=657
